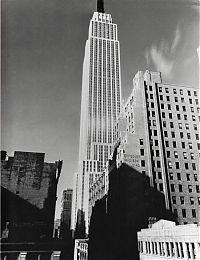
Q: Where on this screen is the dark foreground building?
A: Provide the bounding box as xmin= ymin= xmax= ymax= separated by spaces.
xmin=0 ymin=151 xmax=69 ymax=259
xmin=89 ymin=154 xmax=175 ymax=260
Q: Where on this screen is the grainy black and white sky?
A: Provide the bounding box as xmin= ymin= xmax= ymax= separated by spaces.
xmin=2 ymin=0 xmax=199 ymax=217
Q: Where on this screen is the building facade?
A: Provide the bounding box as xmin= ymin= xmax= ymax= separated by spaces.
xmin=114 ymin=70 xmax=199 ymax=225
xmin=72 ymin=0 xmax=122 ymax=234
xmin=1 ymin=151 xmax=62 ymax=260
xmin=138 ymin=220 xmax=200 ymax=260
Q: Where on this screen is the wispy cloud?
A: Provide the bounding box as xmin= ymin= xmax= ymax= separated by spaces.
xmin=145 ymin=26 xmax=181 ymax=80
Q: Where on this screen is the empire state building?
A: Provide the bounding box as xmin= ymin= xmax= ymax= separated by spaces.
xmin=72 ymin=0 xmax=122 ymax=233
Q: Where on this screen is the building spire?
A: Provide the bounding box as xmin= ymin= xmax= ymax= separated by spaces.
xmin=97 ymin=0 xmax=105 ymax=13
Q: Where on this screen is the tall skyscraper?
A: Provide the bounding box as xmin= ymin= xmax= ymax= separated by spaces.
xmin=72 ymin=0 xmax=122 ymax=233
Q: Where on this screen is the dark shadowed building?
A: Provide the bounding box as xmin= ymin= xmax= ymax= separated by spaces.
xmin=60 ymin=189 xmax=73 ymax=240
xmin=89 ymin=154 xmax=175 ymax=260
xmin=1 ymin=151 xmax=63 ymax=259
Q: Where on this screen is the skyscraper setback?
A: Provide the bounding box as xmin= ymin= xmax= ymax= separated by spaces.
xmin=72 ymin=0 xmax=122 ymax=233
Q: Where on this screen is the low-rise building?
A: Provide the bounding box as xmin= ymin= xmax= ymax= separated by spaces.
xmin=138 ymin=220 xmax=200 ymax=260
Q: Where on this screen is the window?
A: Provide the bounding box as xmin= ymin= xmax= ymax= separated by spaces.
xmin=167 ymin=104 xmax=171 ymax=110
xmin=171 ymin=184 xmax=175 ymax=192
xmin=185 ymin=123 xmax=189 ymax=130
xmin=182 ymin=209 xmax=186 ymax=218
xmin=172 ymin=196 xmax=176 ymax=204
xmin=194 ymin=174 xmax=198 ymax=181
xmin=166 ymin=96 xmax=170 ymax=101
xmin=171 ymin=131 xmax=175 ymax=138
xmin=162 ymin=112 xmax=165 ymax=118
xmin=149 ymin=85 xmax=152 ymax=91
xmin=150 ymin=94 xmax=153 ymax=99
xmin=184 ymin=115 xmax=187 ymax=120
xmin=170 ymin=122 xmax=174 ymax=128
xmin=141 ymin=160 xmax=145 ymax=167
xmin=156 ymin=150 xmax=159 ymax=157
xmin=178 ymin=123 xmax=182 ymax=129
xmin=174 ymin=97 xmax=178 ymax=102
xmin=181 ymin=97 xmax=184 ymax=103
xmin=181 ymin=142 xmax=185 ymax=149
xmin=188 ymin=185 xmax=192 ymax=193
xmin=163 ymin=121 xmax=166 ymax=127
xmin=190 ymin=153 xmax=194 ymax=159
xmin=180 ymin=89 xmax=183 ymax=95
xmin=157 ymin=161 xmax=161 ymax=168
xmin=177 ymin=173 xmax=181 ymax=180
xmin=180 ymin=132 xmax=184 ymax=139
xmin=168 ymin=161 xmax=172 ymax=169
xmin=185 ymin=163 xmax=189 ymax=170
xmin=153 ymin=120 xmax=156 ymax=126
xmin=189 ymin=98 xmax=192 ymax=104
xmin=176 ymin=105 xmax=179 ymax=111
xmin=188 ymin=142 xmax=193 ymax=149
xmin=165 ymin=141 xmax=169 ymax=147
xmin=192 ymin=163 xmax=196 ymax=170
xmin=169 ymin=113 xmax=173 ymax=119
xmin=140 ymin=149 xmax=144 ymax=156
xmin=151 ymin=102 xmax=154 ymax=108
xmin=187 ymin=133 xmax=191 ymax=139
xmin=173 ymin=141 xmax=176 ymax=148
xmin=164 ymin=131 xmax=168 ymax=137
xmin=192 ymin=115 xmax=196 ymax=121
xmin=152 ymin=111 xmax=155 ymax=117
xmin=194 ymin=90 xmax=197 ymax=96
xmin=192 ymin=209 xmax=196 ymax=218
xmin=198 ymin=198 xmax=200 ymax=205
xmin=159 ymin=183 xmax=163 ymax=192
xmin=196 ymin=185 xmax=200 ymax=193
xmin=182 ymin=106 xmax=186 ymax=111
xmin=140 ymin=139 xmax=144 ymax=145
xmin=194 ymin=124 xmax=197 ymax=130
xmin=180 ymin=196 xmax=184 ymax=204
xmin=173 ymin=89 xmax=177 ymax=94
xmin=195 ymin=99 xmax=199 ymax=105
xmin=174 ymin=151 xmax=178 ymax=158
xmin=161 ymin=103 xmax=164 ymax=109
xmin=183 ymin=152 xmax=187 ymax=159
xmin=187 ymin=90 xmax=191 ymax=96
xmin=177 ymin=114 xmax=181 ymax=120
xmin=169 ymin=172 xmax=173 ymax=180
xmin=190 ymin=197 xmax=194 ymax=205
xmin=191 ymin=107 xmax=194 ymax=112
xmin=158 ymin=172 xmax=162 ymax=179
xmin=166 ymin=151 xmax=170 ymax=158
xmin=186 ymin=174 xmax=190 ymax=181
xmin=175 ymin=162 xmax=180 ymax=169
xmin=179 ymin=185 xmax=183 ymax=192
xmin=155 ymin=140 xmax=158 ymax=146
xmin=160 ymin=95 xmax=163 ymax=100
xmin=196 ymin=134 xmax=199 ymax=140
xmin=154 ymin=130 xmax=157 ymax=136
xmin=165 ymin=88 xmax=169 ymax=93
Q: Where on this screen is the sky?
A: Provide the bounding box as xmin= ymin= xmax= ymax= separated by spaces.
xmin=2 ymin=0 xmax=199 ymax=218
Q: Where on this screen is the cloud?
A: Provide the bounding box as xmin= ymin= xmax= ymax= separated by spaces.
xmin=145 ymin=26 xmax=181 ymax=80
xmin=171 ymin=27 xmax=181 ymax=53
xmin=149 ymin=46 xmax=174 ymax=79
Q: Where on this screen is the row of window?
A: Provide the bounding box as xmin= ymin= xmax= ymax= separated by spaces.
xmin=172 ymin=196 xmax=200 ymax=205
xmin=168 ymin=161 xmax=197 ymax=170
xmin=169 ymin=172 xmax=198 ymax=182
xmin=138 ymin=239 xmax=198 ymax=259
xmin=171 ymin=184 xmax=199 ymax=193
xmin=175 ymin=208 xmax=197 ymax=218
xmin=158 ymin=86 xmax=198 ymax=97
